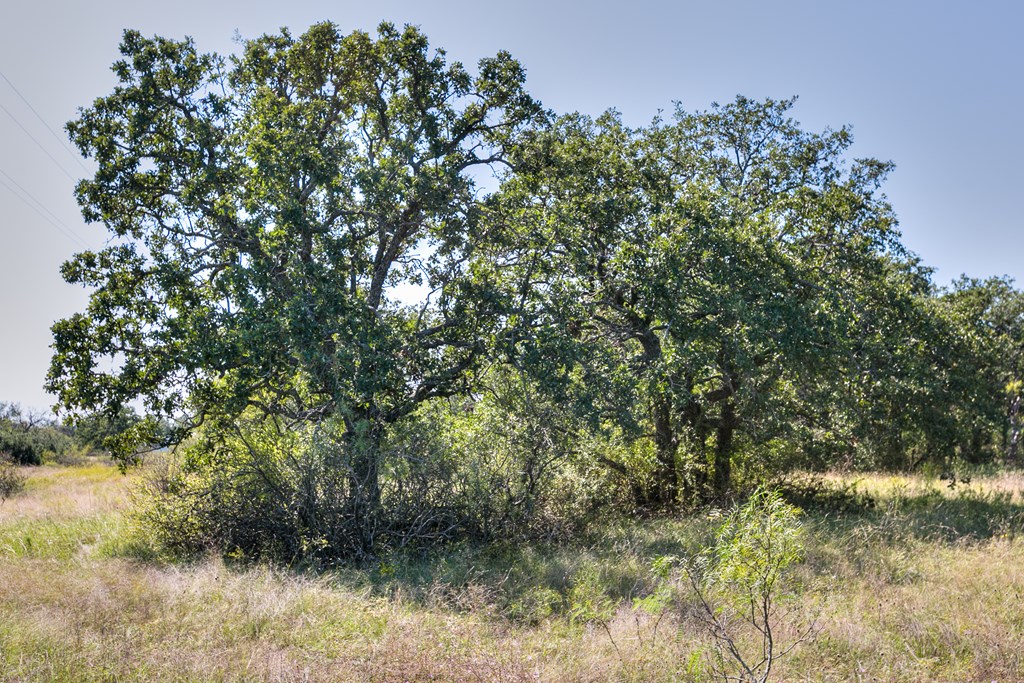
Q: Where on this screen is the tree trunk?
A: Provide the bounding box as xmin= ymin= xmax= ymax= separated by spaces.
xmin=676 ymin=376 xmax=707 ymax=504
xmin=713 ymin=399 xmax=736 ymax=500
xmin=631 ymin=324 xmax=678 ymax=511
xmin=345 ymin=411 xmax=383 ymax=555
xmin=651 ymin=394 xmax=679 ymax=510
xmin=1009 ymin=393 xmax=1022 ymax=463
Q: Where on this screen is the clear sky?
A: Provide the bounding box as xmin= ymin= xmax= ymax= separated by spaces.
xmin=1 ymin=0 xmax=1021 ymax=411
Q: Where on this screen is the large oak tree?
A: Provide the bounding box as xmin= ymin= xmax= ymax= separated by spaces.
xmin=48 ymin=22 xmax=540 ymax=547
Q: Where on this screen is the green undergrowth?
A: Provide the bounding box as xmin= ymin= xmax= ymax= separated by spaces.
xmin=0 ymin=514 xmax=125 ymax=561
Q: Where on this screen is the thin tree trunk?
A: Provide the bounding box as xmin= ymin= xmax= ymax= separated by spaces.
xmin=346 ymin=411 xmax=383 ymax=555
xmin=651 ymin=394 xmax=679 ymax=510
xmin=1009 ymin=393 xmax=1022 ymax=463
xmin=676 ymin=376 xmax=707 ymax=504
xmin=713 ymin=399 xmax=735 ymax=499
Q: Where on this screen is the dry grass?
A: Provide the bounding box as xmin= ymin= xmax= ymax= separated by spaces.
xmin=0 ymin=463 xmax=130 ymax=521
xmin=1 ymin=464 xmax=1024 ymax=681
xmin=823 ymin=469 xmax=1024 ymax=504
xmin=0 ymin=557 xmax=675 ymax=682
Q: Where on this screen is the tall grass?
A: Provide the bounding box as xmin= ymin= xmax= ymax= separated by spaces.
xmin=1 ymin=464 xmax=1023 ymax=681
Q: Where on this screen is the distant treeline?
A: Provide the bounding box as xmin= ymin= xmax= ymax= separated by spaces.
xmin=0 ymin=402 xmax=143 ymax=465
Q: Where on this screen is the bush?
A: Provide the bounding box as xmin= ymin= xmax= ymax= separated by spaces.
xmin=0 ymin=421 xmax=76 ymax=466
xmin=603 ymin=489 xmax=820 ymax=682
xmin=0 ymin=453 xmax=27 ymax=501
xmin=0 ymin=429 xmax=42 ymax=465
xmin=140 ymin=407 xmax=492 ymax=565
xmin=136 ymin=373 xmax=611 ymax=565
xmin=662 ymin=488 xmax=817 ymax=683
xmin=139 ymin=415 xmax=361 ymax=564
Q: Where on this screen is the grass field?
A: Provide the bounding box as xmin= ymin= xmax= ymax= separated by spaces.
xmin=1 ymin=462 xmax=1023 ymax=682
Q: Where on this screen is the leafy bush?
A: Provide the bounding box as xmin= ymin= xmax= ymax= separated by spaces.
xmin=0 ymin=426 xmax=73 ymax=466
xmin=139 ymin=397 xmax=570 ymax=564
xmin=0 ymin=429 xmax=43 ymax=466
xmin=686 ymin=488 xmax=816 ymax=683
xmin=0 ymin=402 xmax=75 ymax=465
xmin=136 ymin=369 xmax=617 ymax=565
xmin=0 ymin=453 xmax=26 ymax=501
xmin=139 ymin=415 xmax=366 ymax=564
xmin=634 ymin=490 xmax=816 ymax=682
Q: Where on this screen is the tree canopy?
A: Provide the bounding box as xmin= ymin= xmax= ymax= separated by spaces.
xmin=48 ymin=22 xmax=1024 ymax=560
xmin=491 ymin=97 xmax=905 ymax=505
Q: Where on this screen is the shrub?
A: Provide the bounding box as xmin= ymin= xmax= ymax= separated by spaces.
xmin=636 ymin=489 xmax=817 ymax=682
xmin=0 ymin=453 xmax=26 ymax=501
xmin=686 ymin=488 xmax=816 ymax=683
xmin=138 ymin=405 xmax=518 ymax=565
xmin=0 ymin=421 xmax=74 ymax=466
xmin=138 ymin=415 xmax=363 ymax=564
xmin=0 ymin=429 xmax=43 ymax=466
xmin=136 ymin=375 xmax=608 ymax=565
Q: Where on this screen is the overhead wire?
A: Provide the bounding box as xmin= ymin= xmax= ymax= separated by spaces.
xmin=0 ymin=68 xmax=90 ymax=174
xmin=0 ymin=99 xmax=79 ymax=183
xmin=0 ymin=69 xmax=94 ymax=250
xmin=0 ymin=167 xmax=91 ymax=250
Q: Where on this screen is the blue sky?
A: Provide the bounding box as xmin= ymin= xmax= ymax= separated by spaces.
xmin=1 ymin=0 xmax=1021 ymax=410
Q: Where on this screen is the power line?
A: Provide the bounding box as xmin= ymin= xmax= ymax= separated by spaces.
xmin=0 ymin=174 xmax=87 ymax=248
xmin=0 ymin=167 xmax=77 ymax=235
xmin=0 ymin=99 xmax=79 ymax=183
xmin=0 ymin=168 xmax=91 ymax=249
xmin=0 ymin=68 xmax=90 ymax=174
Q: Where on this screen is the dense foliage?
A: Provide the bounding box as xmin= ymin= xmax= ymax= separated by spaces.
xmin=0 ymin=403 xmax=73 ymax=465
xmin=0 ymin=402 xmax=142 ymax=465
xmin=48 ymin=23 xmax=1024 ymax=562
